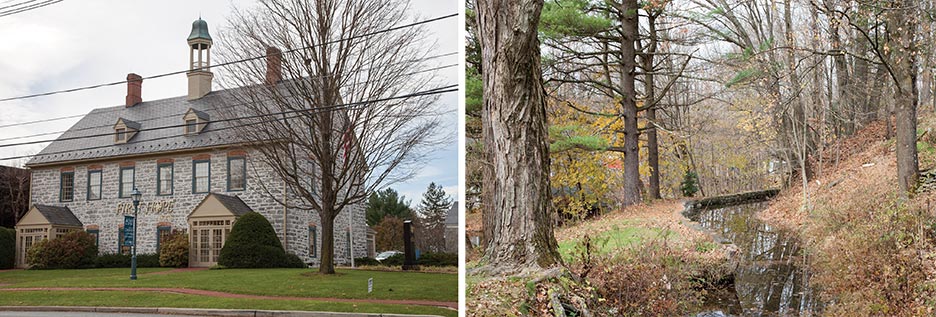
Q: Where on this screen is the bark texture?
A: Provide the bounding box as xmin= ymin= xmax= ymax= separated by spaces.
xmin=476 ymin=0 xmax=561 ymax=273
xmin=620 ymin=0 xmax=641 ymax=206
xmin=888 ymin=0 xmax=919 ymax=194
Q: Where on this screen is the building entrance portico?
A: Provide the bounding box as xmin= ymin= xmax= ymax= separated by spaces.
xmin=186 ymin=193 xmax=253 ymax=267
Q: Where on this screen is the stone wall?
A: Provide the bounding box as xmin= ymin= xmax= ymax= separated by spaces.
xmin=28 ymin=147 xmax=368 ymax=265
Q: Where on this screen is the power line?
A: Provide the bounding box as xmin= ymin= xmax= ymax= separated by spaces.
xmin=0 ymin=114 xmax=84 ymax=129
xmin=0 ymin=82 xmax=457 ymax=149
xmin=0 ymin=0 xmax=42 ymax=11
xmin=0 ymin=13 xmax=457 ymax=103
xmin=0 ymin=85 xmax=457 ymax=162
xmin=0 ymin=61 xmax=457 ymax=145
xmin=0 ymin=0 xmax=63 ymax=18
xmin=0 ymin=51 xmax=458 ymax=130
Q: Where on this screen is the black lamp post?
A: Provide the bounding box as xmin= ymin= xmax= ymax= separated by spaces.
xmin=130 ymin=187 xmax=142 ymax=280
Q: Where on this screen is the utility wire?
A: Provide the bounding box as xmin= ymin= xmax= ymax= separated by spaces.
xmin=0 ymin=62 xmax=457 ymax=145
xmin=0 ymin=82 xmax=456 ymax=149
xmin=0 ymin=0 xmax=42 ymax=11
xmin=0 ymin=12 xmax=457 ymax=103
xmin=0 ymin=51 xmax=457 ymax=130
xmin=0 ymin=0 xmax=63 ymax=18
xmin=0 ymin=85 xmax=456 ymax=162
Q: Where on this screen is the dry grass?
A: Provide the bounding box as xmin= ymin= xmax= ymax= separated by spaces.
xmin=467 ymin=200 xmax=735 ymax=316
xmin=758 ymin=117 xmax=936 ymax=316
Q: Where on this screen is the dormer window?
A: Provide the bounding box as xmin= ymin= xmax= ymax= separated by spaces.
xmin=185 ymin=119 xmax=197 ymax=134
xmin=113 ymin=118 xmax=140 ymax=144
xmin=183 ymin=108 xmax=209 ymax=135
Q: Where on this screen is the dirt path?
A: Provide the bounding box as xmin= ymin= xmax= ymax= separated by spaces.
xmin=0 ymin=287 xmax=457 ymax=309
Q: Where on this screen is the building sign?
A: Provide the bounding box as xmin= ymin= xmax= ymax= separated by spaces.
xmin=116 ymin=200 xmax=175 ymax=215
xmin=123 ymin=215 xmax=135 ymax=247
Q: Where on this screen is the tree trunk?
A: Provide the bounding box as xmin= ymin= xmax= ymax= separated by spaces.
xmin=889 ymin=0 xmax=919 ymax=194
xmin=319 ymin=210 xmax=336 ymax=274
xmin=644 ymin=11 xmax=661 ymax=200
xmin=620 ymin=0 xmax=641 ymax=206
xmin=829 ymin=2 xmax=848 ymax=137
xmin=476 ymin=0 xmax=561 ymax=274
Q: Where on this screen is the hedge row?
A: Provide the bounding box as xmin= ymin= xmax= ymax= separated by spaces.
xmin=355 ymin=252 xmax=457 ymax=267
xmin=24 ymin=229 xmax=189 ymax=269
xmin=0 ymin=227 xmax=14 ymax=269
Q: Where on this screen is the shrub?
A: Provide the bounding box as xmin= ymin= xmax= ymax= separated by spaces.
xmin=159 ymin=231 xmax=188 ymax=268
xmin=218 ymin=212 xmax=293 ymax=268
xmin=0 ymin=227 xmax=14 ymax=269
xmin=95 ymin=253 xmax=130 ymax=268
xmin=587 ymin=240 xmax=708 ymax=316
xmin=380 ymin=253 xmax=405 ymax=266
xmin=355 ymin=257 xmax=381 ymax=266
xmin=284 ymin=253 xmax=307 ymax=268
xmin=26 ymin=231 xmax=98 ymax=269
xmin=417 ymin=252 xmax=457 ymax=267
xmin=136 ymin=253 xmax=160 ymax=267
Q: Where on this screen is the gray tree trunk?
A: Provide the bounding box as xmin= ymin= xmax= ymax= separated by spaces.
xmin=475 ymin=0 xmax=561 ymax=274
xmin=889 ymin=0 xmax=919 ymax=194
xmin=620 ymin=0 xmax=641 ymax=206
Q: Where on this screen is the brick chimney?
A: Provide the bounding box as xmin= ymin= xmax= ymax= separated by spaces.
xmin=125 ymin=73 xmax=142 ymax=107
xmin=266 ymin=46 xmax=283 ymax=85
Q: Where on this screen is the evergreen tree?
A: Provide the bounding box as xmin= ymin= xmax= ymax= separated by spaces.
xmin=416 ymin=182 xmax=453 ymax=252
xmin=365 ymin=188 xmax=414 ymax=226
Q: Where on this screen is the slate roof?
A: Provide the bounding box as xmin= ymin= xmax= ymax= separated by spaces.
xmin=26 ymin=90 xmax=244 ymax=166
xmin=117 ymin=118 xmax=141 ymax=130
xmin=211 ymin=193 xmax=254 ymax=216
xmin=33 ymin=204 xmax=82 ymax=227
xmin=444 ymin=202 xmax=458 ymax=226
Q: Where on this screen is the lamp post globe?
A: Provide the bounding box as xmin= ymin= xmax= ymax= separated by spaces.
xmin=130 ymin=187 xmax=141 ymax=280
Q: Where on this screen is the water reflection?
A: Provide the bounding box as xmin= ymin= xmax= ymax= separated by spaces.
xmin=692 ymin=203 xmax=819 ymax=316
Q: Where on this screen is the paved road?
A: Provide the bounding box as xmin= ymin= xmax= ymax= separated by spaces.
xmin=0 ymin=312 xmax=168 ymax=317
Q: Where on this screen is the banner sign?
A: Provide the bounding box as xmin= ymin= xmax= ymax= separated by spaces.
xmin=123 ymin=215 xmax=135 ymax=247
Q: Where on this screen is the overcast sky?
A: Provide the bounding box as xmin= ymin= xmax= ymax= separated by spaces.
xmin=0 ymin=0 xmax=459 ymax=207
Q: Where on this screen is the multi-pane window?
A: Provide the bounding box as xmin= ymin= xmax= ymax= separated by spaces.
xmin=87 ymin=170 xmax=102 ymax=200
xmin=157 ymin=163 xmax=173 ymax=196
xmin=193 ymin=160 xmax=210 ymax=193
xmin=347 ymin=229 xmax=353 ymax=259
xmin=86 ymin=228 xmax=99 ymax=246
xmin=185 ymin=119 xmax=197 ymax=134
xmin=119 ymin=167 xmax=135 ymax=198
xmin=309 ymin=226 xmax=317 ymax=257
xmin=156 ymin=225 xmax=172 ymax=252
xmin=116 ymin=128 xmax=127 ymax=142
xmin=60 ymin=171 xmax=74 ymax=202
xmin=228 ymin=157 xmax=246 ymax=191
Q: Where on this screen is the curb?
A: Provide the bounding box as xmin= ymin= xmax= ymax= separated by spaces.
xmin=0 ymin=306 xmax=447 ymax=317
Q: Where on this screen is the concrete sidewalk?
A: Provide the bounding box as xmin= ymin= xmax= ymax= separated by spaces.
xmin=0 ymin=306 xmax=448 ymax=317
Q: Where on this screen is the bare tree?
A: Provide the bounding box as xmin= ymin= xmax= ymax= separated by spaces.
xmin=475 ymin=0 xmax=562 ymax=274
xmin=217 ymin=0 xmax=450 ymax=274
xmin=0 ymin=165 xmax=30 ymax=229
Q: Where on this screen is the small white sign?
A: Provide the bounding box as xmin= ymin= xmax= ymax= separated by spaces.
xmin=368 ymin=278 xmax=373 ymax=293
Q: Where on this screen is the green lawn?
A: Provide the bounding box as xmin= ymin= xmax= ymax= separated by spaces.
xmin=0 ymin=291 xmax=456 ymax=317
xmin=557 ymin=225 xmax=672 ymax=261
xmin=0 ymin=268 xmax=456 ymax=316
xmin=0 ymin=268 xmax=456 ymax=302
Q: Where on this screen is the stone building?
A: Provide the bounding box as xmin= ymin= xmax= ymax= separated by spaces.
xmin=15 ymin=18 xmax=370 ymax=268
xmin=443 ymin=202 xmax=458 ymax=254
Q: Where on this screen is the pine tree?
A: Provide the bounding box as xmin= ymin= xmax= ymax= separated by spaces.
xmin=416 ymin=182 xmax=453 ymax=252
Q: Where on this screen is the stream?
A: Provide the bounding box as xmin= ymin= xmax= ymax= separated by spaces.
xmin=687 ymin=202 xmax=821 ymax=317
